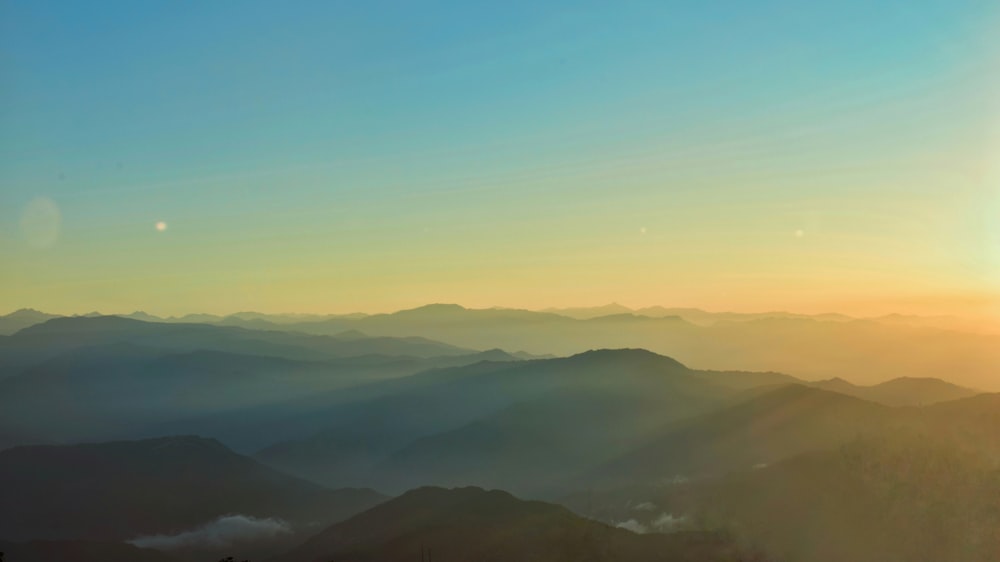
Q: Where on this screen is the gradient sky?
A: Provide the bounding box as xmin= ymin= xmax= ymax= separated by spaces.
xmin=2 ymin=1 xmax=999 ymax=319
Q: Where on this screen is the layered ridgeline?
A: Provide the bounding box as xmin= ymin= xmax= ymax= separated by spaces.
xmin=562 ymin=407 xmax=1000 ymax=562
xmin=3 ymin=304 xmax=997 ymax=389
xmin=256 ymin=348 xmax=982 ymax=496
xmin=258 ymin=349 xmax=744 ymax=493
xmin=249 ymin=304 xmax=994 ymax=389
xmin=1 ymin=312 xmax=997 ymax=562
xmin=0 ymin=316 xmax=528 ymax=451
xmin=0 ymin=436 xmax=385 ymax=560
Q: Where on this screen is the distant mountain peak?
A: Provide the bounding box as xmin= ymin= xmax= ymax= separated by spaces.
xmin=126 ymin=310 xmax=162 ymax=321
xmin=816 ymin=376 xmax=857 ymax=386
xmin=396 ymin=303 xmax=468 ymax=315
xmin=567 ymin=348 xmax=687 ymax=369
xmin=397 ymin=485 xmax=508 ymax=501
xmin=879 ymin=376 xmax=959 ymax=385
xmin=18 ymin=314 xmax=145 ymax=334
xmin=472 ymin=348 xmax=517 ymax=361
xmin=6 ymin=308 xmax=51 ymax=317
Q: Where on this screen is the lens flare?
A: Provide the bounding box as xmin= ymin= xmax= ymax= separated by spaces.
xmin=19 ymin=197 xmax=61 ymax=248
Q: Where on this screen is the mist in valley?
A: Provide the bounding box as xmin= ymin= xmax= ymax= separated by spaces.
xmin=3 ymin=0 xmax=999 ymax=560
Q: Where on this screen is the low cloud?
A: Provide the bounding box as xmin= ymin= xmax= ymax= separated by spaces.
xmin=651 ymin=512 xmax=688 ymax=532
xmin=128 ymin=514 xmax=292 ymax=550
xmin=616 ymin=512 xmax=689 ymax=535
xmin=615 ymin=519 xmax=648 ymax=533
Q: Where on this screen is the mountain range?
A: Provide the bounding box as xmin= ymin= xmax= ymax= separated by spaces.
xmin=4 ymin=304 xmax=994 ymax=388
xmin=0 ymin=316 xmax=528 ymax=451
xmin=1 ymin=310 xmax=996 ymax=562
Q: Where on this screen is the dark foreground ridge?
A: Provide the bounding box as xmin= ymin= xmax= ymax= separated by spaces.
xmin=274 ymin=486 xmax=750 ymax=562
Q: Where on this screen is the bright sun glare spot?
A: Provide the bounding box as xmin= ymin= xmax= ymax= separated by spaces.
xmin=795 ymin=229 xmax=804 ymax=238
xmin=156 ymin=221 xmax=168 ymax=232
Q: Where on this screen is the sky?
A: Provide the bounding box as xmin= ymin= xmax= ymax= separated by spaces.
xmin=2 ymin=1 xmax=999 ymax=320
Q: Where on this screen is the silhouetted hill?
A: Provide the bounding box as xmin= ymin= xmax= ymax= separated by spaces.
xmin=696 ymin=369 xmax=802 ymax=390
xmin=273 ymin=486 xmax=747 ymax=562
xmin=810 ymin=376 xmax=979 ymax=406
xmin=0 ymin=436 xmax=385 ymax=543
xmin=0 ymin=309 xmax=61 ymax=335
xmin=809 ymin=376 xmax=858 ymax=394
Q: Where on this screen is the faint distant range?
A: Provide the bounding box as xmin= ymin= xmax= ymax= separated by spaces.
xmin=2 ymin=304 xmax=998 ymax=389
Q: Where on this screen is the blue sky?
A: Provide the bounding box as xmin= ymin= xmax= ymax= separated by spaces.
xmin=2 ymin=1 xmax=998 ymax=316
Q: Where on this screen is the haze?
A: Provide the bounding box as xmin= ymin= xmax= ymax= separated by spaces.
xmin=2 ymin=1 xmax=999 ymax=324
xmin=3 ymin=2 xmax=1000 ymax=562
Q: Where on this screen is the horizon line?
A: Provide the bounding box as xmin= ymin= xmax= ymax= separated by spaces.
xmin=0 ymin=302 xmax=968 ymax=321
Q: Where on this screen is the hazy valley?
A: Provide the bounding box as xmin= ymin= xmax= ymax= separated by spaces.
xmin=1 ymin=306 xmax=997 ymax=561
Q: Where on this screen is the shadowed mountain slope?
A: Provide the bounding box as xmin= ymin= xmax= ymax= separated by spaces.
xmin=594 ymin=385 xmax=892 ymax=486
xmin=0 ymin=341 xmax=523 ymax=450
xmin=0 ymin=316 xmax=528 ymax=451
xmin=0 ymin=436 xmax=384 ymax=543
xmin=257 ymin=349 xmax=738 ymax=491
xmin=273 ymin=486 xmax=748 ymax=562
xmin=688 ymin=437 xmax=1000 ymax=562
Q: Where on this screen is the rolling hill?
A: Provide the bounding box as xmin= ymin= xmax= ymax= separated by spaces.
xmin=810 ymin=376 xmax=979 ymax=406
xmin=257 ymin=349 xmax=740 ymax=491
xmin=273 ymin=486 xmax=748 ymax=562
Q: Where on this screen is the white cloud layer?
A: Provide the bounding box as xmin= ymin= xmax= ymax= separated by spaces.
xmin=128 ymin=514 xmax=292 ymax=550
